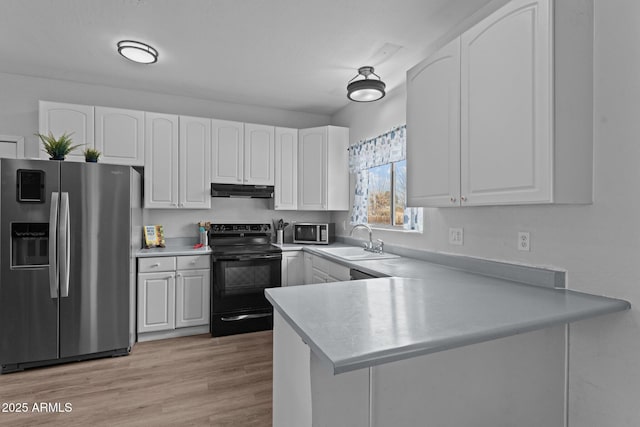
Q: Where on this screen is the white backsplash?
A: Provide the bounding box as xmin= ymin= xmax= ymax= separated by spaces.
xmin=143 ymin=198 xmax=331 ymax=239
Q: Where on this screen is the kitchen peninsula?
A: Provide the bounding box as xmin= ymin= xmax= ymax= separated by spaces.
xmin=266 ymin=252 xmax=630 ymax=427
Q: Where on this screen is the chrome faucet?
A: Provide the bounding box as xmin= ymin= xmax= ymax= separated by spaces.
xmin=350 ymin=224 xmax=384 ymax=253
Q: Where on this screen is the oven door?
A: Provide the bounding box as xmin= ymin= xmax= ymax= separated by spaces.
xmin=212 ymin=253 xmax=282 ymax=314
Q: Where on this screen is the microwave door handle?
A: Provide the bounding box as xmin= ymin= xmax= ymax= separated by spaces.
xmin=59 ymin=192 xmax=70 ymax=298
xmin=316 ymin=225 xmax=321 ymax=242
xmin=48 ymin=192 xmax=59 ymax=299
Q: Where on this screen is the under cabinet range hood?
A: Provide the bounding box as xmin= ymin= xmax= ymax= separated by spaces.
xmin=211 ymin=183 xmax=274 ymax=198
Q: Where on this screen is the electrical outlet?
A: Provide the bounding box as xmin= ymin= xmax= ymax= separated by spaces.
xmin=449 ymin=228 xmax=463 ymax=245
xmin=518 ymin=231 xmax=530 ymax=251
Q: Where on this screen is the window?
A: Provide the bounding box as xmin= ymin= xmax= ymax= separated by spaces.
xmin=349 ymin=126 xmax=422 ymax=231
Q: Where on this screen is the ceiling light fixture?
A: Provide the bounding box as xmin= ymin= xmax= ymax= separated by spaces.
xmin=117 ymin=40 xmax=158 ymax=64
xmin=347 ymin=66 xmax=386 ymax=102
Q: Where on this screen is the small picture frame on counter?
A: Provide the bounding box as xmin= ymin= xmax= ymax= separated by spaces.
xmin=143 ymin=225 xmax=166 ymax=248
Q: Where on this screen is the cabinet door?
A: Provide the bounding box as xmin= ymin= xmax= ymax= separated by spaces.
xmin=407 ymin=38 xmax=461 ymax=207
xmin=311 ymin=269 xmax=328 ymax=284
xmin=179 ymin=116 xmax=211 ymax=209
xmin=460 ymin=0 xmax=551 ymax=205
xmin=274 ymin=127 xmax=298 ymax=210
xmin=38 ymin=101 xmax=94 ymax=162
xmin=95 ymin=106 xmax=144 ymax=166
xmin=138 ymin=272 xmax=175 ymax=333
xmin=303 ymin=253 xmax=314 ymax=285
xmin=298 ymin=127 xmax=327 ymax=210
xmin=282 ymin=252 xmax=305 ymax=287
xmin=0 ymin=135 xmax=25 ymax=159
xmin=244 ymin=123 xmax=275 ymax=185
xmin=175 ymin=269 xmax=210 ymax=328
xmin=144 ymin=113 xmax=179 ymax=208
xmin=211 ymin=119 xmax=244 ymax=184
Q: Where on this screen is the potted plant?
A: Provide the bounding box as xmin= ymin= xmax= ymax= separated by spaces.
xmin=83 ymin=147 xmax=101 ymax=163
xmin=35 ymin=131 xmax=80 ymax=160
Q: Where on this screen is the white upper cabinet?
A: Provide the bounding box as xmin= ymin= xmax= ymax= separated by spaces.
xmin=244 ymin=123 xmax=275 ymax=185
xmin=145 ymin=114 xmax=211 ymax=209
xmin=0 ymin=135 xmax=25 ymax=159
xmin=298 ymin=126 xmax=349 ymax=211
xmin=95 ymin=106 xmax=145 ymax=166
xmin=407 ymin=0 xmax=592 ymax=207
xmin=144 ymin=113 xmax=179 ymax=209
xmin=407 ymin=38 xmax=461 ymax=207
xmin=274 ymin=127 xmax=298 ymax=210
xmin=38 ymin=101 xmax=94 ymax=161
xmin=460 ymin=0 xmax=551 ymax=205
xmin=179 ymin=116 xmax=211 ymax=209
xmin=211 ymin=119 xmax=244 ymax=184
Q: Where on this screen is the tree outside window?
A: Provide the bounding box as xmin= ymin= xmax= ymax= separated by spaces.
xmin=367 ymin=160 xmax=407 ymax=226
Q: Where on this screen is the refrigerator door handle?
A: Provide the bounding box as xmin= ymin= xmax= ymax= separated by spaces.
xmin=60 ymin=192 xmax=71 ymax=298
xmin=48 ymin=192 xmax=60 ymax=299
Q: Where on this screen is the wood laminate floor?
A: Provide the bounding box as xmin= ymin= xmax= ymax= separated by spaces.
xmin=0 ymin=332 xmax=273 ymax=426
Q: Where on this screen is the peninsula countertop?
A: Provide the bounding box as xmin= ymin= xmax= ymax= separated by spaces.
xmin=265 ymin=273 xmax=630 ymax=375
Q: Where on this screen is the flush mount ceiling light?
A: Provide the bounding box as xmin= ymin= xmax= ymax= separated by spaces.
xmin=347 ymin=66 xmax=386 ymax=102
xmin=117 ymin=40 xmax=158 ymax=64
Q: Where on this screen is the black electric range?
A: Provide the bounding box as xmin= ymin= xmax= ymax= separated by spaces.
xmin=208 ymin=223 xmax=282 ymax=337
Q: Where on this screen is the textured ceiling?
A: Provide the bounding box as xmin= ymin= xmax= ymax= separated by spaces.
xmin=0 ymin=0 xmax=495 ymax=115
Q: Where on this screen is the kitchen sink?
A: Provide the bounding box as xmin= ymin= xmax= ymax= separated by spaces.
xmin=317 ymin=246 xmax=400 ymax=261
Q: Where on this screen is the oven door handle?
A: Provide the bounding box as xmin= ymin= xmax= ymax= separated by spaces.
xmin=214 ymin=254 xmax=282 ymax=262
xmin=221 ymin=313 xmax=273 ymax=322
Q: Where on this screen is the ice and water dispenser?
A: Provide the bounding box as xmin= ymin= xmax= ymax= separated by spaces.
xmin=11 ymin=169 xmax=49 ymax=268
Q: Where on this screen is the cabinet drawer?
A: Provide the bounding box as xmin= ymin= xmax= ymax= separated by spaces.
xmin=139 ymin=256 xmax=177 ymax=273
xmin=176 ymin=255 xmax=210 ymax=270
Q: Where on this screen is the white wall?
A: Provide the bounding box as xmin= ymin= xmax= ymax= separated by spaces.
xmin=331 ymin=1 xmax=640 ymax=425
xmin=0 ymin=71 xmax=331 ymax=238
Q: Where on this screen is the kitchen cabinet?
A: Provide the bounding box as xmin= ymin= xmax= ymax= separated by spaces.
xmin=244 ymin=123 xmax=275 ymax=185
xmin=138 ymin=271 xmax=175 ymax=333
xmin=298 ymin=126 xmax=349 ymax=211
xmin=38 ymin=101 xmax=94 ymax=162
xmin=305 ymin=253 xmax=350 ymax=284
xmin=406 ymin=38 xmax=460 ymax=207
xmin=95 ymin=106 xmax=145 ymax=166
xmin=211 ymin=120 xmax=275 ymax=185
xmin=144 ymin=113 xmax=179 ymax=208
xmin=211 ymin=119 xmax=244 ymax=184
xmin=179 ymin=116 xmax=212 ymax=209
xmin=39 ymin=102 xmax=145 ymax=165
xmin=407 ymin=0 xmax=592 ymax=207
xmin=175 ymin=256 xmax=211 ymax=328
xmin=137 ymin=255 xmax=210 ymax=341
xmin=0 ymin=135 xmax=25 ymax=158
xmin=144 ymin=114 xmax=211 ymax=209
xmin=274 ymin=127 xmax=298 ymax=210
xmin=281 ymin=251 xmax=305 ymax=287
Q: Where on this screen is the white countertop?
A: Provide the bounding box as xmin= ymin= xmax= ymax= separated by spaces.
xmin=266 ymin=274 xmax=630 ymax=375
xmin=136 ymin=239 xmax=212 ymax=258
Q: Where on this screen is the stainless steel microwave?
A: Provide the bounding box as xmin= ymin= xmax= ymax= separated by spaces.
xmin=293 ymin=223 xmax=335 ymax=245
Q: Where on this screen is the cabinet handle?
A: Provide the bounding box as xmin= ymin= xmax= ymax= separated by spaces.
xmin=176 ymin=273 xmax=182 ymax=277
xmin=461 ymin=196 xmax=467 ymax=202
xmin=151 ymin=263 xmax=160 ymax=268
xmin=190 ymin=260 xmax=197 ymax=264
xmin=450 ymin=197 xmax=457 ymax=203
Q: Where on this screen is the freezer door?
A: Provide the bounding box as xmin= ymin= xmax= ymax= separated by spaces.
xmin=0 ymin=159 xmax=60 ymax=367
xmin=59 ymin=162 xmax=130 ymax=358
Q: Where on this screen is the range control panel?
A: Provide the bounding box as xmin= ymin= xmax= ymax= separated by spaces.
xmin=210 ymin=224 xmax=271 ymax=234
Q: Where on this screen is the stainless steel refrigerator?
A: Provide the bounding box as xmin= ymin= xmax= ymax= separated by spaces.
xmin=0 ymin=158 xmax=141 ymax=373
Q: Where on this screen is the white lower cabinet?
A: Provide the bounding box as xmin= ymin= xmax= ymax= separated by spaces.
xmin=138 ymin=255 xmax=210 ymax=341
xmin=305 ymin=253 xmax=350 ymax=284
xmin=281 ymin=251 xmax=305 ymax=287
xmin=138 ymin=271 xmax=175 ymax=333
